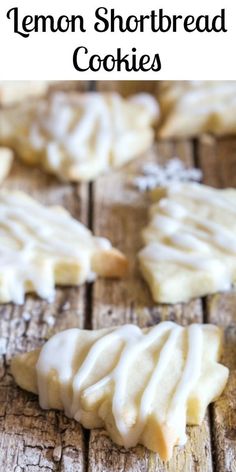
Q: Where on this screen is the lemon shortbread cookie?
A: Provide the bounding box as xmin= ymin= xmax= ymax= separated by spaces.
xmin=11 ymin=322 xmax=228 ymax=461
xmin=0 ymin=147 xmax=13 ymax=183
xmin=157 ymin=81 xmax=236 ymax=138
xmin=0 ymin=92 xmax=158 ymax=181
xmin=139 ymin=182 xmax=236 ymax=303
xmin=0 ymin=81 xmax=48 ymax=105
xmin=0 ymin=190 xmax=127 ymax=304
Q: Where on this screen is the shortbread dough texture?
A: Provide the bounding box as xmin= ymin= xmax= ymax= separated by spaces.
xmin=139 ymin=182 xmax=236 ymax=303
xmin=0 ymin=190 xmax=127 ymax=304
xmin=157 ymin=81 xmax=236 ymax=138
xmin=0 ymin=81 xmax=48 ymax=105
xmin=0 ymin=92 xmax=158 ymax=181
xmin=11 ymin=322 xmax=228 ymax=461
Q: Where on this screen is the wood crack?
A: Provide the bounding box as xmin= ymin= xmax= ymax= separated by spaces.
xmin=1 ymin=82 xmax=236 ymax=471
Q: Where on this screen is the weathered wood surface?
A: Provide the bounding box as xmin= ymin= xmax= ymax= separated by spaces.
xmin=198 ymin=137 xmax=236 ymax=472
xmin=88 ymin=140 xmax=213 ymax=472
xmin=0 ymin=81 xmax=236 ymax=471
xmin=0 ymin=161 xmax=88 ymax=472
xmin=0 ymin=80 xmax=90 ymax=472
xmin=97 ymin=81 xmax=158 ymax=97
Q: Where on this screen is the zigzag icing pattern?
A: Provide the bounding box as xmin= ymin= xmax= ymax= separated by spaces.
xmin=11 ymin=322 xmax=228 ymax=460
xmin=0 ymin=92 xmax=158 ymax=181
xmin=0 ymin=190 xmax=127 ymax=304
xmin=139 ymin=182 xmax=236 ymax=303
xmin=157 ymin=81 xmax=236 ymax=137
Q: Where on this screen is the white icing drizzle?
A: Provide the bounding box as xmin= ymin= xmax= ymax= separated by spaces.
xmin=112 ymin=322 xmax=182 ymax=446
xmin=35 ymin=322 xmax=204 ymax=449
xmin=162 ymin=81 xmax=236 ymax=137
xmin=166 ymin=324 xmax=203 ymax=445
xmin=139 ymin=242 xmax=227 ymax=272
xmin=140 ymin=183 xmax=236 ymax=290
xmin=155 ymin=203 xmax=236 ymax=255
xmin=72 ymin=324 xmax=141 ymax=421
xmin=37 ymin=328 xmax=80 ymax=415
xmin=170 ymin=183 xmax=236 ymax=217
xmin=25 ymin=92 xmax=158 ymax=179
xmin=0 ymin=191 xmax=112 ymax=304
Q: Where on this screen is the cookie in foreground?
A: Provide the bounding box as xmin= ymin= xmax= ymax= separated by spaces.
xmin=139 ymin=182 xmax=236 ymax=303
xmin=0 ymin=91 xmax=158 ymax=181
xmin=0 ymin=190 xmax=127 ymax=304
xmin=11 ymin=322 xmax=228 ymax=461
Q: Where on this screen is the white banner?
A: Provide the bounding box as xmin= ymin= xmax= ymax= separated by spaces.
xmin=0 ymin=0 xmax=235 ymax=80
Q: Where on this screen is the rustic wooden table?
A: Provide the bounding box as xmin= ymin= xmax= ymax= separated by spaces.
xmin=0 ymin=82 xmax=236 ymax=472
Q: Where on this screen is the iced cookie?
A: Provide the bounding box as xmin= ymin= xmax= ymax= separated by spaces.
xmin=11 ymin=322 xmax=228 ymax=461
xmin=139 ymin=182 xmax=236 ymax=303
xmin=0 ymin=81 xmax=48 ymax=105
xmin=0 ymin=190 xmax=127 ymax=304
xmin=157 ymin=81 xmax=236 ymax=138
xmin=0 ymin=147 xmax=13 ymax=183
xmin=0 ymin=91 xmax=158 ymax=181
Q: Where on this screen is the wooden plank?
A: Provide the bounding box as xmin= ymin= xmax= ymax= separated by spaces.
xmin=4 ymin=81 xmax=235 ymax=472
xmin=48 ymin=80 xmax=89 ymax=94
xmin=97 ymin=81 xmax=157 ymax=96
xmin=88 ymin=141 xmax=213 ymax=471
xmin=0 ymin=159 xmax=88 ymax=472
xmin=198 ymin=136 xmax=236 ymax=472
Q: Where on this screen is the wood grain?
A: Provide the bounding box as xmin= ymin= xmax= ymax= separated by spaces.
xmin=198 ymin=136 xmax=236 ymax=472
xmin=97 ymin=81 xmax=158 ymax=97
xmin=1 ymin=83 xmax=236 ymax=472
xmin=0 ymin=160 xmax=88 ymax=472
xmin=88 ymin=140 xmax=213 ymax=472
